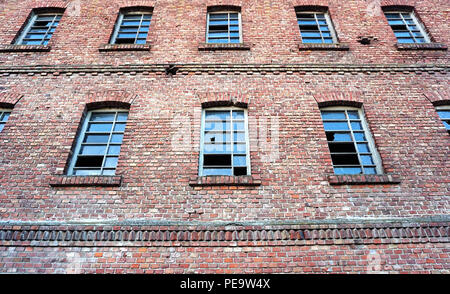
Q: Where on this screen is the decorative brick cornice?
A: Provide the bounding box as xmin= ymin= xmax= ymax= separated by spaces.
xmin=0 ymin=92 xmax=22 ymax=108
xmin=49 ymin=176 xmax=122 ymax=187
xmin=0 ymin=64 xmax=447 ymax=76
xmin=327 ymin=174 xmax=401 ymax=185
xmin=0 ymin=44 xmax=51 ymax=53
xmin=0 ymin=220 xmax=447 ymax=247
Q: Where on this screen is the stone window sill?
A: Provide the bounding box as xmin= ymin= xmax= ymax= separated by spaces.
xmin=0 ymin=44 xmax=51 ymax=52
xmin=396 ymin=43 xmax=447 ymax=51
xmin=198 ymin=43 xmax=251 ymax=51
xmin=298 ymin=43 xmax=350 ymax=51
xmin=98 ymin=44 xmax=151 ymax=52
xmin=327 ymin=174 xmax=401 ymax=185
xmin=49 ymin=175 xmax=122 ymax=187
xmin=189 ymin=175 xmax=261 ymax=187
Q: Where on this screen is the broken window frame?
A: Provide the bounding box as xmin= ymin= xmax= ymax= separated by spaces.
xmin=67 ymin=108 xmax=129 ymax=176
xmin=320 ymin=106 xmax=383 ymax=175
xmin=15 ymin=12 xmax=63 ymax=45
xmin=296 ymin=10 xmax=338 ymax=44
xmin=383 ymin=10 xmax=430 ymax=44
xmin=110 ymin=10 xmax=152 ymax=45
xmin=199 ymin=107 xmax=250 ymax=177
xmin=206 ymin=11 xmax=243 ymax=44
xmin=435 ymin=105 xmax=450 ymax=134
xmin=0 ymin=109 xmax=11 ymax=133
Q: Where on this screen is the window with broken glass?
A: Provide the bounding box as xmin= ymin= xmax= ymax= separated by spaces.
xmin=110 ymin=11 xmax=152 ymax=44
xmin=0 ymin=110 xmax=11 ymax=133
xmin=67 ymin=109 xmax=128 ymax=176
xmin=15 ymin=12 xmax=63 ymax=45
xmin=200 ymin=108 xmax=250 ymax=176
xmin=384 ymin=11 xmax=430 ymax=44
xmin=206 ymin=11 xmax=242 ymax=43
xmin=436 ymin=106 xmax=450 ymax=134
xmin=296 ymin=11 xmax=337 ymax=44
xmin=320 ymin=107 xmax=383 ymax=175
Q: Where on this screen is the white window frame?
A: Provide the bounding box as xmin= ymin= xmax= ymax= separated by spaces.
xmin=199 ymin=107 xmax=250 ymax=177
xmin=206 ymin=11 xmax=243 ymax=44
xmin=384 ymin=10 xmax=430 ymax=43
xmin=435 ymin=105 xmax=450 ymax=133
xmin=320 ymin=106 xmax=384 ymax=175
xmin=296 ymin=10 xmax=338 ymax=44
xmin=0 ymin=109 xmax=12 ymax=133
xmin=110 ymin=10 xmax=152 ymax=45
xmin=15 ymin=12 xmax=63 ymax=45
xmin=67 ymin=108 xmax=129 ymax=176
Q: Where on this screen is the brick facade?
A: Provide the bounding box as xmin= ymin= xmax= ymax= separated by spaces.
xmin=0 ymin=0 xmax=448 ymax=274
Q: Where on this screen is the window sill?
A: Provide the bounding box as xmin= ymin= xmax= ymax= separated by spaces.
xmin=396 ymin=43 xmax=448 ymax=51
xmin=189 ymin=175 xmax=261 ymax=187
xmin=298 ymin=43 xmax=350 ymax=51
xmin=98 ymin=44 xmax=151 ymax=52
xmin=0 ymin=44 xmax=51 ymax=52
xmin=327 ymin=174 xmax=401 ymax=185
xmin=49 ymin=175 xmax=122 ymax=187
xmin=198 ymin=43 xmax=251 ymax=51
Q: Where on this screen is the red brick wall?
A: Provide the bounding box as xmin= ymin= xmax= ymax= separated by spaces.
xmin=0 ymin=0 xmax=448 ymax=274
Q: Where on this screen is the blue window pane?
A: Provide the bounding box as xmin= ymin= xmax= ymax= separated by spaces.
xmin=229 ymin=38 xmax=240 ymax=43
xmin=334 ymin=167 xmax=362 ymax=175
xmin=233 ymin=155 xmax=247 ymax=166
xmin=135 ymin=39 xmax=146 ymax=44
xmin=113 ymin=123 xmax=126 ymax=132
xmin=301 ymin=32 xmax=321 ymax=38
xmin=232 ymin=111 xmax=244 ymax=119
xmin=1 ymin=113 xmax=10 ymax=122
xmin=354 ymin=132 xmax=366 ymax=141
xmin=91 ymin=113 xmax=115 ymax=122
xmin=102 ymin=169 xmax=116 ymax=175
xmin=233 ymin=143 xmax=246 ymax=154
xmin=364 ymin=167 xmax=377 ymax=174
xmin=104 ymin=157 xmax=119 ymax=168
xmin=206 ymin=111 xmax=230 ymax=120
xmin=118 ymin=33 xmax=138 ymax=39
xmin=87 ymin=123 xmax=113 ymax=132
xmin=80 ymin=145 xmax=107 ymax=155
xmin=209 ymin=20 xmax=228 ymax=25
xmin=209 ymin=14 xmax=228 ymax=19
xmin=357 ymin=143 xmax=370 ymax=153
xmin=350 ymin=122 xmax=363 ymax=130
xmin=203 ymin=143 xmax=232 ymax=154
xmin=111 ymin=134 xmax=124 ymax=143
xmin=302 ymin=38 xmax=323 ymax=43
xmin=108 ymin=145 xmax=121 ymax=155
xmin=25 ymin=34 xmax=45 ymax=39
xmin=437 ymin=111 xmax=450 ymax=120
xmin=22 ymin=40 xmax=42 ymax=45
xmin=208 ymin=32 xmax=229 ymax=38
xmin=324 ymin=122 xmax=349 ymax=131
xmin=323 ymin=38 xmax=333 ymax=43
xmin=204 ymin=132 xmax=230 ymax=143
xmin=207 ymin=38 xmax=229 ymax=43
xmin=83 ymin=134 xmax=110 ymax=143
xmin=74 ymin=169 xmax=101 ymax=176
xmin=442 ymin=121 xmax=450 ymax=130
xmin=117 ymin=113 xmax=128 ymax=121
xmin=122 ymin=20 xmax=141 ymax=26
xmin=233 ymin=132 xmax=245 ymax=142
xmin=397 ymin=38 xmax=415 ymax=43
xmin=326 ymin=132 xmax=352 ymax=142
xmin=203 ymin=168 xmax=232 ymax=176
xmin=233 ymin=121 xmax=245 ymax=131
xmin=347 ymin=111 xmax=360 ymax=119
xmin=360 ymin=155 xmax=375 ymax=165
xmin=395 ymin=32 xmax=411 ymax=37
xmin=0 ymin=124 xmax=4 ymax=132
xmin=321 ymin=111 xmax=346 ymax=120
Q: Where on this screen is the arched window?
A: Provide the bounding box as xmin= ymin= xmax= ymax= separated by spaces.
xmin=200 ymin=107 xmax=250 ymax=176
xmin=320 ymin=106 xmax=383 ymax=175
xmin=67 ymin=109 xmax=129 ymax=176
xmin=206 ymin=7 xmax=242 ymax=44
xmin=295 ymin=6 xmax=338 ymax=44
xmin=383 ymin=7 xmax=430 ymax=44
xmin=15 ymin=8 xmax=64 ymax=45
xmin=110 ymin=7 xmax=153 ymax=44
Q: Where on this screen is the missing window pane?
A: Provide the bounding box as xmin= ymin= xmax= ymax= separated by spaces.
xmin=75 ymin=156 xmax=104 ymax=168
xmin=204 ymin=154 xmax=232 ymax=166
